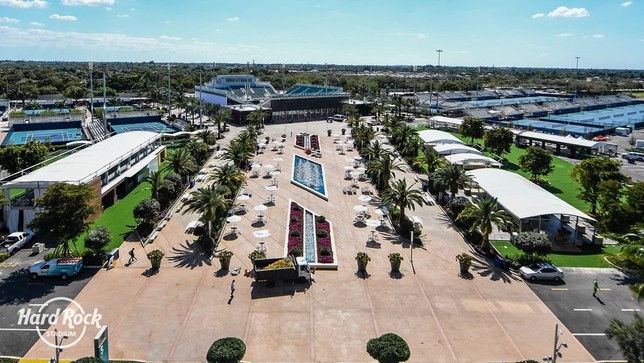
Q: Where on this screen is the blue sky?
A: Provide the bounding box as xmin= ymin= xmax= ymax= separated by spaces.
xmin=0 ymin=0 xmax=642 ymax=69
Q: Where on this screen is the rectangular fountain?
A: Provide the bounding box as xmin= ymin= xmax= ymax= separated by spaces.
xmin=291 ymin=155 xmax=328 ymax=200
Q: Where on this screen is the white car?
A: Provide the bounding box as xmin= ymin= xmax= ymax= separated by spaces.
xmin=520 ymin=263 xmax=564 ymax=282
xmin=3 ymin=231 xmax=33 ymax=255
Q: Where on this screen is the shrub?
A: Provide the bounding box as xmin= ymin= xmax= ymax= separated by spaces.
xmin=366 ymin=333 xmax=411 ymax=363
xmin=290 ymin=229 xmax=301 ymax=237
xmin=289 ymin=247 xmax=302 ymax=256
xmin=206 ymin=337 xmax=246 ymax=363
xmin=508 ymin=252 xmax=551 ymax=269
xmin=248 ymin=250 xmax=266 ymax=264
xmin=71 ymin=358 xmax=103 ymax=363
xmin=84 ymin=226 xmax=111 ymax=257
xmin=316 ymin=215 xmax=326 ymax=222
xmin=319 ymin=246 xmax=331 ymax=256
xmin=0 ymin=252 xmax=9 ymax=263
xmin=290 ymin=216 xmax=299 ymax=222
xmin=513 ymin=232 xmax=551 ymax=255
xmin=316 ymin=229 xmax=328 ymax=238
xmin=448 ymin=196 xmax=470 ymax=218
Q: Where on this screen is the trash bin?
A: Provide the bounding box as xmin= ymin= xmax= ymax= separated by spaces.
xmin=495 ymin=256 xmax=510 ymax=270
xmin=32 ymin=243 xmax=44 ymax=254
xmin=189 ymin=180 xmax=195 ymax=188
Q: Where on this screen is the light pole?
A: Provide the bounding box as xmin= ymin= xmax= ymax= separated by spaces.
xmin=574 ymin=56 xmax=580 ymax=99
xmin=543 ymin=323 xmax=567 ymax=363
xmin=436 ymin=49 xmax=443 ymax=67
xmin=167 ymin=64 xmax=171 ymax=117
xmin=89 ymin=62 xmax=94 ymax=124
xmin=102 ymin=64 xmax=107 ymax=131
xmin=199 ymin=68 xmax=203 ymax=128
xmin=53 ymin=328 xmax=68 ymax=363
xmin=435 ymin=49 xmax=443 ymax=113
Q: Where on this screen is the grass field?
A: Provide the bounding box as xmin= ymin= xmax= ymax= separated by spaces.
xmin=630 ymin=91 xmax=644 ymax=98
xmin=492 ymin=240 xmax=622 ymax=267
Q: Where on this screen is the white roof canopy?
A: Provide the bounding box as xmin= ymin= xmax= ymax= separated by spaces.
xmin=428 ymin=116 xmax=463 ymax=127
xmin=417 ymin=130 xmax=463 ymax=145
xmin=513 ymin=130 xmax=604 ymax=149
xmin=468 ymin=168 xmax=595 ymax=221
xmin=444 ymin=153 xmax=502 ymax=167
xmin=432 ymin=144 xmax=482 ymax=155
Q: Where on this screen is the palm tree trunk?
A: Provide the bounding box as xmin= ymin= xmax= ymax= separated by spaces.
xmin=480 ymin=234 xmax=491 ymax=253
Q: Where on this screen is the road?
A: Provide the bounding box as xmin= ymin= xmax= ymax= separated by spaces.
xmin=524 ymin=267 xmax=643 ymax=361
xmin=0 ymin=244 xmax=97 ymax=357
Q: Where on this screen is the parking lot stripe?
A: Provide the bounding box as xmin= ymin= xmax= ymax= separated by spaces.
xmin=573 ymin=308 xmax=593 ymax=311
xmin=0 ymin=328 xmax=38 ymax=332
xmin=572 ymin=333 xmax=606 ymax=336
xmin=621 ymin=308 xmax=641 ymax=312
xmin=551 ymin=288 xmax=568 ymax=291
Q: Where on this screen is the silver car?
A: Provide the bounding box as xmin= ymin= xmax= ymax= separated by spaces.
xmin=520 ymin=263 xmax=564 ymax=282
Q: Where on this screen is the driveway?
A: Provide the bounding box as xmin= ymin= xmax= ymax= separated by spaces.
xmin=523 ymin=267 xmax=643 ymax=361
xmin=0 ymin=244 xmax=97 ymax=357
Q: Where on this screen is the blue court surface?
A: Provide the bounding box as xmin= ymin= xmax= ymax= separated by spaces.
xmin=543 ymin=104 xmax=644 ymax=128
xmin=515 ymin=119 xmax=603 ymax=136
xmin=2 ymin=127 xmax=85 ymax=146
xmin=110 ymin=121 xmax=180 ymax=134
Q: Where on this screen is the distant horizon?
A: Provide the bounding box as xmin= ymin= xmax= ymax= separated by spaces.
xmin=0 ymin=0 xmax=642 ymax=69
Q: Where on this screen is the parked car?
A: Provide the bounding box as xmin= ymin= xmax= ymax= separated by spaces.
xmin=29 ymin=257 xmax=83 ymax=280
xmin=621 ymin=152 xmax=644 ymax=161
xmin=520 ymin=262 xmax=564 ymax=282
xmin=3 ymin=231 xmax=33 ymax=255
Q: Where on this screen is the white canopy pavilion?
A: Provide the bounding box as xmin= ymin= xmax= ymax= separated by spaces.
xmin=444 ymin=154 xmax=502 ymax=169
xmin=417 ymin=130 xmax=463 ymax=145
xmin=432 ymin=144 xmax=482 ymax=156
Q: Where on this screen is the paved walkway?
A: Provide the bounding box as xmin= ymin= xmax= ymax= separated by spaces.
xmin=24 ymin=120 xmax=594 ymax=362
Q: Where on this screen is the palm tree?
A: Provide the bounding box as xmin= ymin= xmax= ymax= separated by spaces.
xmin=391 ymin=95 xmax=405 ymax=119
xmin=209 ymin=163 xmax=245 ymax=198
xmin=182 ymin=184 xmax=230 ymax=240
xmin=414 ymin=146 xmax=446 ymax=179
xmin=605 ymin=313 xmax=644 ymax=362
xmin=615 ymin=243 xmax=644 ymax=300
xmin=185 ymin=139 xmax=208 ymax=165
xmin=213 ymin=107 xmax=231 ymax=138
xmin=164 ymin=148 xmax=197 ymax=183
xmin=381 ymin=179 xmax=426 ymax=232
xmin=371 ymin=103 xmax=385 ymax=122
xmin=390 ymin=124 xmax=418 ymax=150
xmin=433 ymin=164 xmax=471 ymax=200
xmin=221 ymin=140 xmax=254 ymax=169
xmin=246 ymin=107 xmax=269 ymax=128
xmin=367 ymin=154 xmax=404 ymax=192
xmin=352 ymin=123 xmax=376 ymax=152
xmin=456 ymin=196 xmax=517 ymax=253
xmin=143 ymin=171 xmax=162 ymax=200
xmin=363 ymin=140 xmax=389 ymax=161
xmin=197 ymin=129 xmax=216 ymax=145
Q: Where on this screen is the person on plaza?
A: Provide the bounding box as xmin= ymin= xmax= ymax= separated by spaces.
xmin=230 ymin=279 xmax=236 ymax=296
xmin=128 ymin=248 xmax=137 ymax=264
xmin=593 ymin=279 xmax=599 ymax=297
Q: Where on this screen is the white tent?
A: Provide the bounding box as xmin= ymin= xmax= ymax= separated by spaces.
xmin=432 ymin=144 xmax=482 ymax=155
xmin=417 ymin=130 xmax=463 ymax=145
xmin=467 ymin=168 xmax=595 ymax=221
xmin=444 ymin=153 xmax=502 ymax=168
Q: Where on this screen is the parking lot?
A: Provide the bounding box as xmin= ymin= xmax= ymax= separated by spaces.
xmin=0 ymin=242 xmax=96 ymax=357
xmin=524 ymin=267 xmax=643 ymax=361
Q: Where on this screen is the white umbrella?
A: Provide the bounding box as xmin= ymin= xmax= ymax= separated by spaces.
xmin=226 ymin=215 xmax=242 ymax=223
xmin=265 ymin=185 xmax=278 ymax=191
xmin=346 ymin=158 xmax=355 ymax=163
xmin=273 ymin=157 xmax=283 ymax=162
xmin=253 ymin=230 xmax=271 ymax=238
xmin=356 ymin=166 xmax=367 ymax=172
xmin=333 ymin=133 xmax=341 ymax=138
xmin=270 ymin=170 xmax=281 ymax=176
xmin=374 ymin=208 xmax=387 ymax=216
xmin=353 ymin=155 xmax=363 ymax=161
xmin=236 ymin=195 xmax=250 ymax=201
xmin=263 ymin=164 xmax=274 ymax=170
xmin=251 ymin=164 xmax=261 ymax=169
xmin=344 ymin=166 xmax=354 ymax=170
xmin=366 ymin=219 xmax=381 ymax=228
xmin=350 ymin=171 xmax=362 ymax=178
xmin=358 ymin=195 xmax=372 ymax=203
xmin=254 ymin=205 xmax=268 ymax=212
xmin=272 ymin=140 xmax=281 ymax=145
xmin=354 ymin=205 xmax=368 ymax=212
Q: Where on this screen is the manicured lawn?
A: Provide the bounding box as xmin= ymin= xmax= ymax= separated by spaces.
xmin=491 ymin=240 xmax=622 ymax=268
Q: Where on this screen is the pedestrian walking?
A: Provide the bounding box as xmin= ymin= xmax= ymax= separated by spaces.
xmin=128 ymin=248 xmax=136 ymax=264
xmin=593 ymin=279 xmax=599 ymax=296
xmin=230 ymin=280 xmax=236 ymax=296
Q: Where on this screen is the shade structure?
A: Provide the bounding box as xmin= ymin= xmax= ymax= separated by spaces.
xmin=366 ymin=219 xmax=382 ymax=228
xmin=444 ymin=153 xmax=502 ymax=168
xmin=265 ymin=185 xmax=278 ymax=191
xmin=226 ymin=215 xmax=242 ymax=223
xmin=253 ymin=230 xmax=271 ymax=238
xmin=353 ymin=205 xmax=368 ymax=212
xmin=236 ymin=194 xmax=250 ymax=201
xmin=374 ymin=208 xmax=388 ymax=216
xmin=251 ymin=164 xmax=261 ymax=169
xmin=270 ymin=171 xmax=281 ymax=176
xmin=254 ymin=205 xmax=268 ymax=212
xmin=358 ymin=195 xmax=372 ymax=203
xmin=344 ymin=166 xmax=354 ymax=170
xmin=273 ymin=157 xmax=283 ymax=162
xmin=418 ymin=129 xmax=464 ymax=144
xmin=263 ymin=164 xmax=274 ymax=170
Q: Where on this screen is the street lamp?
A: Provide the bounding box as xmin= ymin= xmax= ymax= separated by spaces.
xmin=543 ymin=323 xmax=567 ymax=363
xmin=435 ymin=49 xmax=444 ymax=113
xmin=167 ymin=64 xmax=172 ymax=117
xmin=102 ymin=64 xmax=107 ymax=131
xmin=88 ymin=62 xmax=94 ymax=124
xmin=52 ymin=328 xmax=69 ymax=363
xmin=574 ymin=57 xmax=580 ymax=99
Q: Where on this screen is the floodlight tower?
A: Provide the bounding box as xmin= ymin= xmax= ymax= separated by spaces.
xmin=88 ymin=62 xmax=94 ymax=124
xmin=102 ymin=64 xmax=107 ymax=131
xmin=575 ymin=56 xmax=580 ymax=99
xmin=435 ymin=49 xmax=444 ymax=113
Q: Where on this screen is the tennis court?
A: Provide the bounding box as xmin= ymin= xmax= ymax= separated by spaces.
xmin=543 ymin=104 xmax=644 ymax=128
xmin=2 ymin=127 xmax=85 ymax=146
xmin=110 ymin=121 xmax=179 ymax=134
xmin=515 ymin=119 xmax=603 ymax=136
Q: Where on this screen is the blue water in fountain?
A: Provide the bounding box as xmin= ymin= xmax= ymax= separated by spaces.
xmin=304 ymin=211 xmax=316 ymax=263
xmin=293 ymin=155 xmax=325 ymax=195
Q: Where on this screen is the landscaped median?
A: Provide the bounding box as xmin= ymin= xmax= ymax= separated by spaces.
xmin=285 ymin=200 xmax=338 ymax=269
xmin=492 ymin=240 xmax=622 ymax=268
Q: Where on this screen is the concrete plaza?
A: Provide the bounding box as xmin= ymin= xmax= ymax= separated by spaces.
xmin=24 ymin=120 xmax=594 ymax=362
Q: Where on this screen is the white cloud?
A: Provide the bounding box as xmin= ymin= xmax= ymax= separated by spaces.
xmin=0 ymin=0 xmax=47 ymax=8
xmin=226 ymin=16 xmax=238 ymax=21
xmin=116 ymin=14 xmax=128 ymax=18
xmin=30 ymin=21 xmax=44 ymax=26
xmin=61 ymin=0 xmax=114 ymax=6
xmin=622 ymin=1 xmax=633 ymax=6
xmin=556 ymin=33 xmax=574 ymax=37
xmin=547 ymin=6 xmax=589 ymax=18
xmin=591 ymin=34 xmax=605 ymax=38
xmin=532 ymin=13 xmax=545 ymax=18
xmin=105 ymin=6 xmax=111 ymax=10
xmin=159 ymin=35 xmax=181 ymax=41
xmin=49 ymin=13 xmax=77 ymax=21
xmin=0 ymin=16 xmax=19 ymax=22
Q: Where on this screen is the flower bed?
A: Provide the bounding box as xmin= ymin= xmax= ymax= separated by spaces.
xmin=295 ymin=134 xmax=305 ymax=149
xmin=287 ymin=202 xmax=304 ymax=256
xmin=310 ymin=134 xmax=320 ymax=151
xmin=315 ymin=216 xmax=333 ymax=263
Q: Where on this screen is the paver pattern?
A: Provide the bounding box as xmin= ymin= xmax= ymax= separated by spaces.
xmin=24 ymin=120 xmax=595 ymax=362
